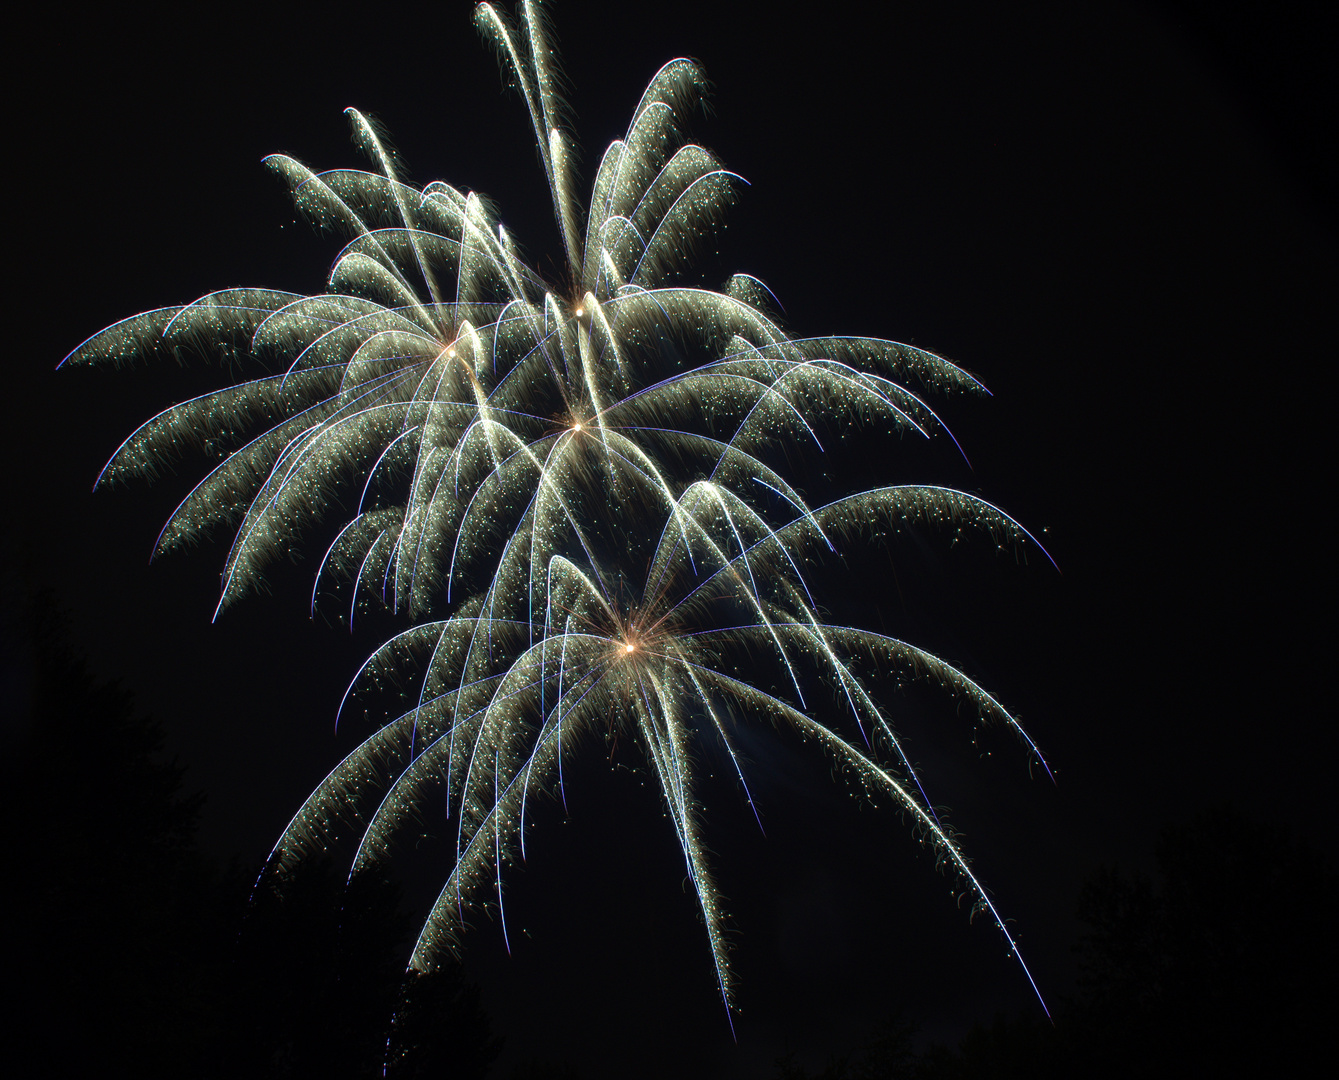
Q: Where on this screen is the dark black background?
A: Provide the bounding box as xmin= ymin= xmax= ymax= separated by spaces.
xmin=7 ymin=1 xmax=1334 ymax=1076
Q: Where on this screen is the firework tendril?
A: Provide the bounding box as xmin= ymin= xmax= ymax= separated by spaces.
xmin=64 ymin=0 xmax=1054 ymax=1023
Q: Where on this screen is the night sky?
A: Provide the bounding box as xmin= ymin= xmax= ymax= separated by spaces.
xmin=8 ymin=1 xmax=1334 ymax=1076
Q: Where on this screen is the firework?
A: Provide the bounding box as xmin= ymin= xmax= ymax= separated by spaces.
xmin=63 ymin=0 xmax=1052 ymax=1019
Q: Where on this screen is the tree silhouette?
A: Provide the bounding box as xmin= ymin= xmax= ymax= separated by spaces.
xmin=774 ymin=1012 xmax=919 ymax=1080
xmin=770 ymin=806 xmax=1334 ymax=1080
xmin=5 ymin=583 xmax=499 ymax=1078
xmin=223 ymin=860 xmax=500 ymax=1079
xmin=1072 ymin=806 xmax=1334 ymax=1077
xmin=8 ymin=588 xmax=221 ymax=1075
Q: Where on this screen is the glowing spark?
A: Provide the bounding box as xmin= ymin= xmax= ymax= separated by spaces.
xmin=65 ymin=0 xmax=1055 ymax=1025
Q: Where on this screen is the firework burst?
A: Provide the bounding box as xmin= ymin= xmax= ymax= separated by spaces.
xmin=63 ymin=0 xmax=1053 ymax=1020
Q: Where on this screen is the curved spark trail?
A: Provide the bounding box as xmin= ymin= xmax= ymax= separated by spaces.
xmin=64 ymin=0 xmax=1054 ymax=1022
